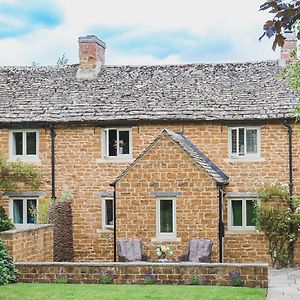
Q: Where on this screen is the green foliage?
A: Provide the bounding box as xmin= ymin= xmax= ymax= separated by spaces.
xmin=189 ymin=274 xmax=200 ymax=285
xmin=0 ymin=206 xmax=14 ymax=232
xmin=144 ymin=272 xmax=157 ymax=285
xmin=99 ymin=271 xmax=114 ymax=284
xmin=259 ymin=1 xmax=300 ymax=50
xmin=0 ymin=240 xmax=18 ymax=285
xmin=55 ymin=274 xmax=68 ymax=284
xmin=256 ymin=184 xmax=300 ymax=267
xmin=56 ymin=53 xmax=68 ymax=67
xmin=33 ymin=197 xmax=54 ymax=224
xmin=228 ymin=272 xmax=244 ymax=287
xmin=0 ymin=153 xmax=40 ymax=192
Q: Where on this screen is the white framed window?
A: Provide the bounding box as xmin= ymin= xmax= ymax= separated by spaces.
xmin=9 ymin=198 xmax=38 ymax=226
xmin=156 ymin=198 xmax=176 ymax=239
xmin=228 ymin=198 xmax=256 ymax=230
xmin=102 ymin=197 xmax=114 ymax=229
xmin=102 ymin=128 xmax=132 ymax=158
xmin=9 ymin=129 xmax=39 ymax=161
xmin=228 ymin=127 xmax=260 ymax=159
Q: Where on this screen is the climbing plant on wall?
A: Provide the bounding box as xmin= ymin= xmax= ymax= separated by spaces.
xmin=256 ymin=184 xmax=300 ymax=267
xmin=0 ymin=153 xmax=40 ymax=194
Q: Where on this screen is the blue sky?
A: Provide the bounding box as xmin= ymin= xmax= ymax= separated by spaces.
xmin=0 ymin=0 xmax=279 ymax=66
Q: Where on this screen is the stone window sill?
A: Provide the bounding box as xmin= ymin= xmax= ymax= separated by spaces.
xmin=224 ymin=157 xmax=265 ymax=163
xmin=96 ymin=158 xmax=134 ymax=164
xmin=151 ymin=237 xmax=181 ymax=243
xmin=225 ymin=230 xmax=263 ymax=235
xmin=96 ymin=228 xmax=114 ymax=234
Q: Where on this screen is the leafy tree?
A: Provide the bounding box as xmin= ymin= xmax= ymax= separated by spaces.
xmin=259 ymin=0 xmax=300 ymax=50
xmin=256 ymin=184 xmax=300 ymax=267
xmin=0 ymin=240 xmax=18 ymax=285
xmin=56 ymin=53 xmax=68 ymax=67
xmin=0 ymin=153 xmax=40 ymax=195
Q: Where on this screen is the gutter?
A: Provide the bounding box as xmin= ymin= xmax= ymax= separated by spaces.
xmin=283 ymin=119 xmax=293 ymax=196
xmin=50 ymin=125 xmax=56 ymax=200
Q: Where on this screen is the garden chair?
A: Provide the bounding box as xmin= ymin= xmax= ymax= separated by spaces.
xmin=178 ymin=239 xmax=213 ymax=263
xmin=117 ymin=238 xmax=149 ymax=262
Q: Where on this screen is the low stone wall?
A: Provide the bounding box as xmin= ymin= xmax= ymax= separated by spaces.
xmin=0 ymin=224 xmax=53 ymax=262
xmin=16 ymin=262 xmax=268 ymax=288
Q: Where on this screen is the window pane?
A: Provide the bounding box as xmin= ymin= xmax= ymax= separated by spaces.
xmin=246 ymin=129 xmax=257 ymax=154
xmin=26 ymin=132 xmax=37 ymax=155
xmin=238 ymin=128 xmax=245 ymax=155
xmin=231 ymin=129 xmax=237 ymax=154
xmin=246 ymin=200 xmax=256 ymax=226
xmin=13 ymin=199 xmax=23 ymax=224
xmin=160 ymin=200 xmax=173 ymax=233
xmin=27 ymin=199 xmax=37 ymax=224
xmin=105 ymin=199 xmax=113 ymax=226
xmin=108 ymin=130 xmax=117 ymax=156
xmin=231 ymin=200 xmax=242 ymax=226
xmin=119 ymin=131 xmax=130 ymax=155
xmin=13 ymin=132 xmax=23 ymax=155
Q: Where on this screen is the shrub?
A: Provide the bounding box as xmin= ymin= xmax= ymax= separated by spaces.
xmin=0 ymin=206 xmax=14 ymax=232
xmin=144 ymin=272 xmax=157 ymax=285
xmin=55 ymin=274 xmax=68 ymax=284
xmin=99 ymin=271 xmax=114 ymax=284
xmin=0 ymin=240 xmax=18 ymax=285
xmin=228 ymin=271 xmax=243 ymax=287
xmin=189 ymin=274 xmax=200 ymax=285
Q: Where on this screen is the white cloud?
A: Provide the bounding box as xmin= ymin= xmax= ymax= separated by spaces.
xmin=0 ymin=0 xmax=280 ymax=66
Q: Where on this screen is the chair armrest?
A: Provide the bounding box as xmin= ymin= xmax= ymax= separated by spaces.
xmin=118 ymin=256 xmax=126 ymax=262
xmin=142 ymin=254 xmax=149 ymax=261
xmin=178 ymin=254 xmax=189 ymax=261
xmin=198 ymin=255 xmax=211 ymax=263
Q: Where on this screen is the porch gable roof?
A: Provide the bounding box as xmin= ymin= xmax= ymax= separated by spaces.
xmin=112 ymin=129 xmax=229 ymax=185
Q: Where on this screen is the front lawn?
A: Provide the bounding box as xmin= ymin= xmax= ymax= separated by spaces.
xmin=0 ymin=283 xmax=266 ymax=300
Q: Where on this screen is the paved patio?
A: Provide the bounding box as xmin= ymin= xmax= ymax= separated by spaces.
xmin=267 ymin=268 xmax=300 ymax=299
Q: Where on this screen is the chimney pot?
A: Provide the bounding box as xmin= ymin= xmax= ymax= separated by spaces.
xmin=76 ymin=35 xmax=106 ymax=79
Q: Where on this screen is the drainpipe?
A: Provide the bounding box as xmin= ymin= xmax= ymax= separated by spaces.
xmin=218 ymin=185 xmax=225 ymax=263
xmin=283 ymin=119 xmax=293 ymax=197
xmin=50 ymin=125 xmax=56 ymax=200
xmin=111 ymin=182 xmax=117 ymax=262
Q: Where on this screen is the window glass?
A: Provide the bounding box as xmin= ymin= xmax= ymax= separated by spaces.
xmin=108 ymin=130 xmax=117 ymax=156
xmin=13 ymin=199 xmax=23 ymax=224
xmin=27 ymin=199 xmax=37 ymax=224
xmin=13 ymin=132 xmax=23 ymax=155
xmin=238 ymin=128 xmax=245 ymax=156
xmin=119 ymin=131 xmax=130 ymax=155
xmin=246 ymin=200 xmax=256 ymax=226
xmin=26 ymin=132 xmax=37 ymax=155
xmin=246 ymin=129 xmax=257 ymax=154
xmin=231 ymin=129 xmax=237 ymax=154
xmin=160 ymin=200 xmax=173 ymax=233
xmin=105 ymin=199 xmax=113 ymax=226
xmin=231 ymin=200 xmax=242 ymax=226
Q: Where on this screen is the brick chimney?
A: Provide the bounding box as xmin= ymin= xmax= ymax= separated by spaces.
xmin=280 ymin=31 xmax=297 ymax=64
xmin=76 ymin=35 xmax=106 ymax=79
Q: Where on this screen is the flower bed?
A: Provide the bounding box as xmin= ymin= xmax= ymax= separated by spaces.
xmin=15 ymin=261 xmax=268 ymax=288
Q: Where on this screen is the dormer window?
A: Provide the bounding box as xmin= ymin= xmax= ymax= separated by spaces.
xmin=228 ymin=127 xmax=260 ymax=159
xmin=9 ymin=129 xmax=39 ymax=162
xmin=102 ymin=128 xmax=132 ymax=158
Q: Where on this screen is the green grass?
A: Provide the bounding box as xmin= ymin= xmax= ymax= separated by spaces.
xmin=0 ymin=283 xmax=267 ymax=300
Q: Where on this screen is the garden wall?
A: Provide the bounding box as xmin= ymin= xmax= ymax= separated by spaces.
xmin=0 ymin=224 xmax=53 ymax=262
xmin=15 ymin=261 xmax=268 ymax=288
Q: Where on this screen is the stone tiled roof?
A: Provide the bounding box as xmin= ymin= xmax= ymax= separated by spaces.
xmin=113 ymin=129 xmax=229 ymax=185
xmin=0 ymin=60 xmax=297 ymax=125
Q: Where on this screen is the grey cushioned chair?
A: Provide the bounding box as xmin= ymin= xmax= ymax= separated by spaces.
xmin=117 ymin=238 xmax=148 ymax=262
xmin=179 ymin=239 xmax=213 ymax=263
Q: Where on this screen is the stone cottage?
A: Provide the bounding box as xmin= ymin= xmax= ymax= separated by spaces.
xmin=0 ymin=34 xmax=299 ymax=264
